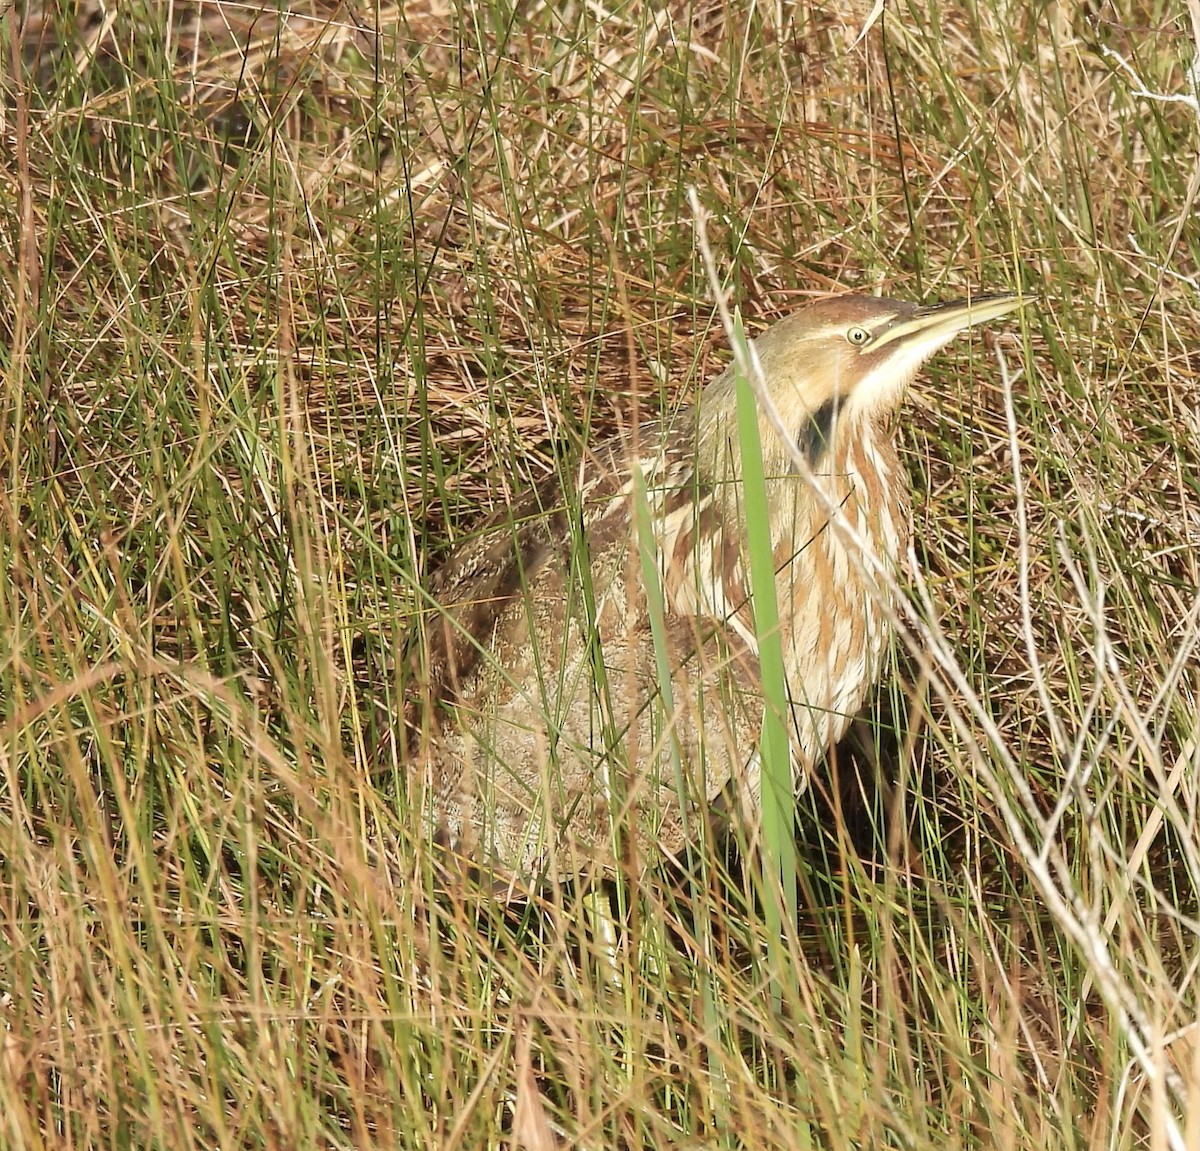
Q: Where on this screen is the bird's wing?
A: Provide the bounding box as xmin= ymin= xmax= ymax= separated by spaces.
xmin=415 ymin=469 xmax=571 ymax=703
xmin=413 ymin=434 xmax=646 ymax=692
xmin=410 ymin=428 xmax=768 ymax=748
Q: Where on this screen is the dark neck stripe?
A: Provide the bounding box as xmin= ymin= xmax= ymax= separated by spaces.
xmin=797 ymin=396 xmax=841 ymax=464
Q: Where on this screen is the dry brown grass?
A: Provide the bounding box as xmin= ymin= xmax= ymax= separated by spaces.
xmin=2 ymin=1 xmax=1200 ymax=1147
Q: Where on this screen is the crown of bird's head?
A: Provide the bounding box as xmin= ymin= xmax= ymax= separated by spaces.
xmin=697 ymin=292 xmax=1030 ymax=472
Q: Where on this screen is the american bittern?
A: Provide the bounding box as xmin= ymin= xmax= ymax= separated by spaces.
xmin=412 ymin=292 xmax=1027 ymax=890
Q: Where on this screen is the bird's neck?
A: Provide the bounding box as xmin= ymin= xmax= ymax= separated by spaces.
xmin=653 ymin=405 xmax=907 ymax=663
xmin=697 ymin=404 xmax=890 ymax=532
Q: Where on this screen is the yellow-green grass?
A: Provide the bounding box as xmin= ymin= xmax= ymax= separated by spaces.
xmin=2 ymin=1 xmax=1199 ymax=1147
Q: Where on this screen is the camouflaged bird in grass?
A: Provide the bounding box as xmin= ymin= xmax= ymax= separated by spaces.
xmin=409 ymin=292 xmax=1028 ymax=893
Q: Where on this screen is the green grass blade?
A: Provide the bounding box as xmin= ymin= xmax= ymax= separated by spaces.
xmin=630 ymin=463 xmax=689 ymax=849
xmin=731 ymin=314 xmax=798 ymax=935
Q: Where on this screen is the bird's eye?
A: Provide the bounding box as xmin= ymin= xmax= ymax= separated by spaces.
xmin=846 ymin=326 xmax=871 ymax=346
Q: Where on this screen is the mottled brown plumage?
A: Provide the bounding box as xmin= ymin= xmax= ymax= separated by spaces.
xmin=410 ymin=292 xmax=1027 ymax=892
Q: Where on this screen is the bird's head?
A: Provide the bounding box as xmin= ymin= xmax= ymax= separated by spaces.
xmin=697 ymin=292 xmax=1030 ymax=476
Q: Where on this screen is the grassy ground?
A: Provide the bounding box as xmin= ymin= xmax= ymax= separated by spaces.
xmin=2 ymin=0 xmax=1200 ymax=1147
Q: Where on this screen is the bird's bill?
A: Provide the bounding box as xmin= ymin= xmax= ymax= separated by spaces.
xmin=867 ymin=292 xmax=1032 ymax=354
